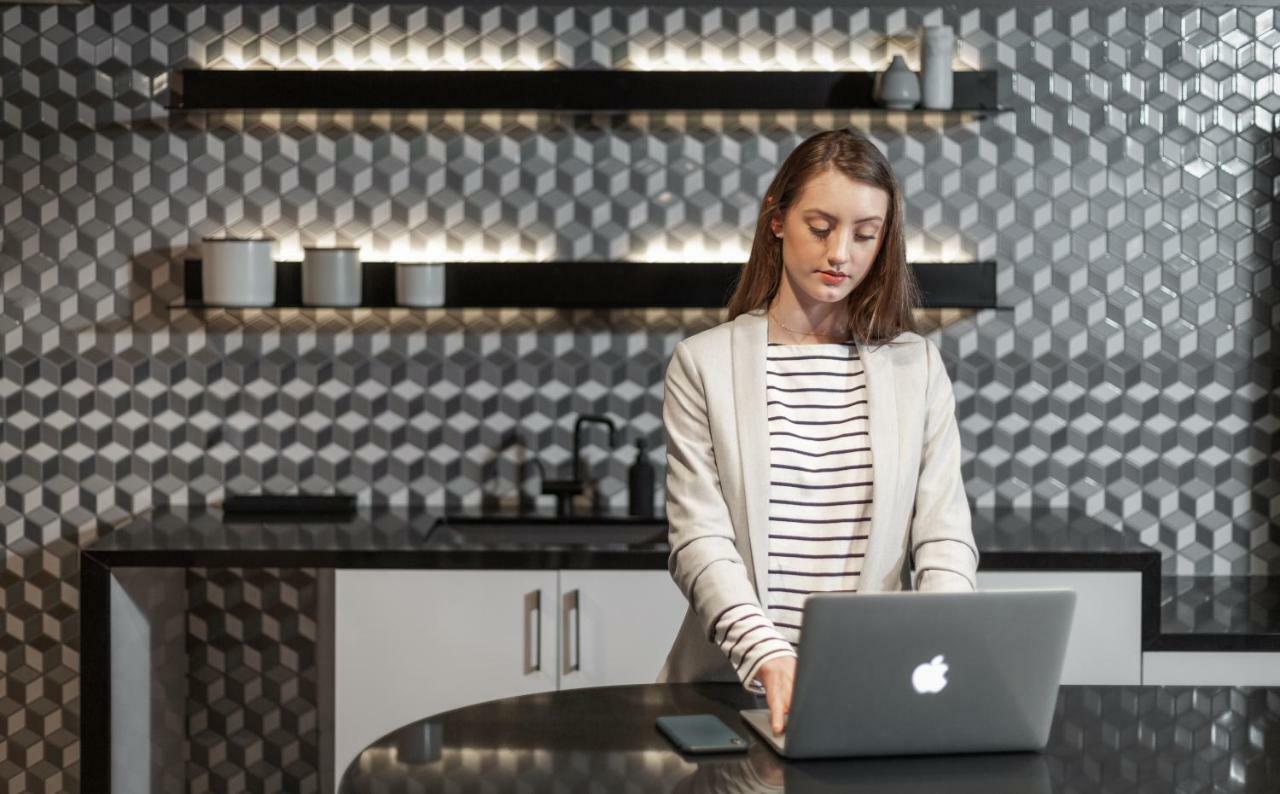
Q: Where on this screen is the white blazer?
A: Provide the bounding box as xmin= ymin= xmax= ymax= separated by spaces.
xmin=657 ymin=308 xmax=980 ymax=684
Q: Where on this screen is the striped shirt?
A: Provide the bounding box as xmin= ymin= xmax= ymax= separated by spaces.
xmin=714 ymin=340 xmax=871 ymax=691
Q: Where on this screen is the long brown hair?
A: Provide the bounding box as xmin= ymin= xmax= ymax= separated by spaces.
xmin=726 ymin=128 xmax=920 ymax=346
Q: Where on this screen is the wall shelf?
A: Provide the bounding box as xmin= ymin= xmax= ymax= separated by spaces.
xmin=171 ymin=259 xmax=1000 ymax=311
xmin=171 ymin=69 xmax=1008 ymax=113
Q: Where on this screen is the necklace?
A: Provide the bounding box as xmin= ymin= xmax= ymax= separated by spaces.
xmin=769 ymin=309 xmax=850 ymax=341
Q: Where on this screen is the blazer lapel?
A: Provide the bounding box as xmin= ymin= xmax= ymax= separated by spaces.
xmin=858 ymin=340 xmax=900 ymax=591
xmin=731 ymin=310 xmax=771 ymax=594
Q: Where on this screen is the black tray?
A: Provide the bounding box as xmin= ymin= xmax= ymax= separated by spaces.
xmin=224 ymin=494 xmax=357 ymax=516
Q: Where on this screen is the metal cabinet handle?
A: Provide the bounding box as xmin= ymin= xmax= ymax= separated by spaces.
xmin=524 ymin=590 xmax=541 ymax=674
xmin=562 ymin=588 xmax=581 ymax=675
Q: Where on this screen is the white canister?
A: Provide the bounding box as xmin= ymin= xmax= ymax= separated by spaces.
xmin=920 ymin=25 xmax=955 ymax=111
xmin=202 ymin=237 xmax=276 ymax=306
xmin=303 ymin=247 xmax=362 ymax=306
xmin=395 ymin=262 xmax=446 ymax=307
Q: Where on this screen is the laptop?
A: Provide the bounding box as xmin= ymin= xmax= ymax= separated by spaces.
xmin=740 ymin=588 xmax=1075 ymax=758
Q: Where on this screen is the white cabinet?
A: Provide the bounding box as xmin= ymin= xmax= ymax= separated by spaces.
xmin=333 ymin=568 xmax=686 ymax=788
xmin=334 ymin=569 xmax=558 ymax=785
xmin=1142 ymin=652 xmax=1280 ymax=686
xmin=976 ymin=570 xmax=1143 ymax=685
xmin=557 ymin=570 xmax=688 ymax=690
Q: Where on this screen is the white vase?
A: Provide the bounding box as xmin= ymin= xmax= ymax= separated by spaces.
xmin=201 ymin=237 xmax=275 ymax=306
xmin=920 ymin=25 xmax=955 ymax=110
xmin=873 ymin=55 xmax=920 ymax=110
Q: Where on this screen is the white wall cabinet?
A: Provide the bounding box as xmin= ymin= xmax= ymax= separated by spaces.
xmin=1142 ymin=652 xmax=1280 ymax=686
xmin=334 ymin=569 xmax=559 ymax=785
xmin=333 ymin=568 xmax=685 ymax=787
xmin=977 ymin=570 xmax=1143 ymax=685
xmin=557 ymin=570 xmax=689 ymax=691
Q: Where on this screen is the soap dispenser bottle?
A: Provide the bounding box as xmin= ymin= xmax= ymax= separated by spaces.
xmin=628 ymin=437 xmax=656 ymax=517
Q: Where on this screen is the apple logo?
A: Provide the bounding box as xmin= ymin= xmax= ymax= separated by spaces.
xmin=911 ymin=654 xmax=949 ymax=694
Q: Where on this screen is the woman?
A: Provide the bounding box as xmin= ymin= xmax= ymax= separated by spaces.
xmin=657 ymin=128 xmax=979 ymax=738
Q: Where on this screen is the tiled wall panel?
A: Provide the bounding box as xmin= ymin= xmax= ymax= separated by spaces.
xmin=187 ymin=566 xmax=319 ymax=794
xmin=0 ymin=3 xmax=1277 ymax=791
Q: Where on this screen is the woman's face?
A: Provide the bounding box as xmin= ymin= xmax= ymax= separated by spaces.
xmin=769 ymin=169 xmax=890 ymax=306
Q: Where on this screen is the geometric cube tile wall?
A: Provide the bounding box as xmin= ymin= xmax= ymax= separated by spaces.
xmin=187 ymin=567 xmax=319 ymax=794
xmin=0 ymin=3 xmax=1277 ymax=792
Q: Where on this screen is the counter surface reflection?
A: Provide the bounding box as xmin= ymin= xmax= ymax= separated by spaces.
xmin=339 ymin=683 xmax=1279 ymax=793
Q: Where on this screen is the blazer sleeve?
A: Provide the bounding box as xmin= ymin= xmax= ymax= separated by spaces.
xmin=663 ymin=340 xmax=775 ymax=640
xmin=910 ymin=337 xmax=980 ymax=592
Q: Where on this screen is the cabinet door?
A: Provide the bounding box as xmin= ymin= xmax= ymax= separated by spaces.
xmin=976 ymin=570 xmax=1142 ymax=685
xmin=557 ymin=570 xmax=689 ymax=690
xmin=334 ymin=569 xmax=558 ymax=785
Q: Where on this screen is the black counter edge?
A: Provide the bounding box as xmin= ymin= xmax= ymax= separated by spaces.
xmin=79 ymin=547 xmax=1159 ymax=571
xmin=79 ymin=551 xmax=112 ymax=794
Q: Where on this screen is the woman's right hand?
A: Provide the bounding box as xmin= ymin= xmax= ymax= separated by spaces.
xmin=756 ymin=656 xmax=797 ymax=735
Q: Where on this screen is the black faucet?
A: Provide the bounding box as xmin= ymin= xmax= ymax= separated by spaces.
xmin=541 ymin=414 xmax=619 ymax=517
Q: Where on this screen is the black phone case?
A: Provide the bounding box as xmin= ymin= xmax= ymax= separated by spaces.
xmin=656 ymin=714 xmax=749 ymax=754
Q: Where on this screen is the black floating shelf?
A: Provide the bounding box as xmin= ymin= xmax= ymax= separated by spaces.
xmin=172 ymin=69 xmax=1007 ymax=112
xmin=173 ymin=260 xmax=998 ymax=310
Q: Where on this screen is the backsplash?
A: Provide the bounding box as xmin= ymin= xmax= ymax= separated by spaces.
xmin=1 ymin=2 xmax=1277 ymax=791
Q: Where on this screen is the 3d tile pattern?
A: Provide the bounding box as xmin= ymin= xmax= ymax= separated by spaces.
xmin=187 ymin=567 xmax=320 ymax=794
xmin=0 ymin=2 xmax=1277 ymax=792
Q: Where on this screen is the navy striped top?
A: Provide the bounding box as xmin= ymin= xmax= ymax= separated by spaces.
xmin=713 ymin=340 xmax=871 ymax=691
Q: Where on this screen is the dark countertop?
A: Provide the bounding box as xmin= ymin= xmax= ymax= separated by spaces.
xmin=83 ymin=505 xmax=670 ymax=569
xmin=88 ymin=506 xmax=1280 ymax=652
xmin=338 ymin=682 xmax=1280 ymax=793
xmin=85 ymin=505 xmax=1158 ymax=570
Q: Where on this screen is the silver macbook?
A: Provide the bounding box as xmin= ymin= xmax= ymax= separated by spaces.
xmin=740 ymin=588 xmax=1076 ymax=758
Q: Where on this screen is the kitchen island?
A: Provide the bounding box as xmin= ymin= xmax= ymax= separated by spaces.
xmin=78 ymin=506 xmax=1188 ymax=793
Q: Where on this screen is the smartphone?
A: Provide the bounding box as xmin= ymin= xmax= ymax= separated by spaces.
xmin=655 ymin=714 xmax=749 ymax=754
